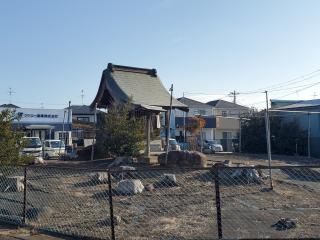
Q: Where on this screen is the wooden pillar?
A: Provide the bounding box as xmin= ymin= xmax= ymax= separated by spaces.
xmin=145 ymin=112 xmax=151 ymax=157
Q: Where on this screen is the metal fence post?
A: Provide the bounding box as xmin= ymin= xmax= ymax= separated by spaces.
xmin=214 ymin=165 xmax=223 ymax=239
xmin=22 ymin=166 xmax=27 ymax=225
xmin=107 ymin=171 xmax=116 ymax=240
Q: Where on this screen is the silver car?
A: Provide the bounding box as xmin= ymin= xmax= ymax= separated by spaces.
xmin=204 ymin=140 xmax=223 ymax=152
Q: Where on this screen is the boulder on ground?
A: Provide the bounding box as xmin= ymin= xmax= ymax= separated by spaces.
xmin=0 ymin=176 xmax=24 ymax=192
xmin=158 ymin=150 xmax=207 ymax=168
xmin=154 ymin=174 xmax=178 ymax=188
xmin=32 ymin=156 xmax=45 ymax=165
xmin=114 ymin=179 xmax=144 ymax=195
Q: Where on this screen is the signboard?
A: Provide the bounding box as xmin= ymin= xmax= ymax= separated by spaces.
xmin=0 ymin=108 xmax=72 ymax=124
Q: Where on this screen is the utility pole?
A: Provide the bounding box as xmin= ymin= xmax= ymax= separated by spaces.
xmin=313 ymin=92 xmax=317 ymax=99
xmin=67 ymin=101 xmax=71 ymax=124
xmin=229 ymin=90 xmax=239 ymax=104
xmin=8 ymin=87 xmax=15 ymax=104
xmin=264 ymin=91 xmax=273 ymax=189
xmin=165 ymin=84 xmax=173 ymax=166
xmin=81 ymin=90 xmax=85 ymax=105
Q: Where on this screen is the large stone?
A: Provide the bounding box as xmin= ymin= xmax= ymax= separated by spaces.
xmin=154 ymin=174 xmax=178 ymax=188
xmin=158 ymin=150 xmax=207 ymax=168
xmin=114 ymin=179 xmax=144 ymax=195
xmin=0 ymin=176 xmax=24 ymax=192
xmin=33 ymin=157 xmax=45 ymax=165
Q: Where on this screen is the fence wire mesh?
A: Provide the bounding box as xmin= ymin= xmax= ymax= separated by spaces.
xmin=110 ymin=168 xmax=217 ymax=240
xmin=219 ymin=166 xmax=320 ymax=239
xmin=0 ymin=164 xmax=320 ymax=239
xmin=0 ymin=165 xmax=24 ymax=224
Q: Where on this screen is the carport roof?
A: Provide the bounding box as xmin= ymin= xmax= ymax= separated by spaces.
xmin=91 ymin=63 xmax=188 ymax=112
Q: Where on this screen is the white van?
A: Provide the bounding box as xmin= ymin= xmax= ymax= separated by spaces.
xmin=43 ymin=140 xmax=65 ymax=160
xmin=21 ymin=137 xmax=43 ymax=157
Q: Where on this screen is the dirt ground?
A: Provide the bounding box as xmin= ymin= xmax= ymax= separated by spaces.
xmin=1 ymin=153 xmax=320 ymax=239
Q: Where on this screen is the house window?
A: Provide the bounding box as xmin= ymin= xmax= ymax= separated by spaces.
xmin=77 ymin=117 xmax=90 ymax=122
xmin=199 ymin=110 xmax=206 ymax=115
xmin=194 ymin=109 xmax=206 ymax=116
xmin=221 ymin=111 xmax=228 ymax=117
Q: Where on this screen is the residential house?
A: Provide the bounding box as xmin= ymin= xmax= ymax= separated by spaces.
xmin=206 ymin=99 xmax=250 ymax=141
xmin=175 ymin=97 xmax=249 ymax=151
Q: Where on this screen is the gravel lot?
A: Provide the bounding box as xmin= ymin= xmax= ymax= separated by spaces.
xmin=0 ymin=153 xmax=319 ymax=239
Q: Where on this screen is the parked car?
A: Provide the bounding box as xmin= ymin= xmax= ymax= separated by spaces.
xmin=204 ymin=140 xmax=223 ymax=152
xmin=165 ymin=138 xmax=181 ymax=151
xmin=21 ymin=137 xmax=43 ymax=157
xmin=43 ymin=140 xmax=65 ymax=159
xmin=202 ymin=145 xmax=215 ymax=154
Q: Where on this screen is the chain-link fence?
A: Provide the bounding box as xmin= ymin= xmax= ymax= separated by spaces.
xmin=0 ymin=164 xmax=320 ymax=239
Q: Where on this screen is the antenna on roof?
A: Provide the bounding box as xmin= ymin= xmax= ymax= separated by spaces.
xmin=81 ymin=89 xmax=85 ymax=105
xmin=8 ymin=87 xmax=15 ymax=104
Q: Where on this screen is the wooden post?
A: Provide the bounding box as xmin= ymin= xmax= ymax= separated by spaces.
xmin=145 ymin=112 xmax=151 ymax=157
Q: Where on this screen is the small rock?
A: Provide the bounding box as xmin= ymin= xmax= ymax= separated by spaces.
xmin=145 ymin=183 xmax=155 ymax=191
xmin=93 ymin=172 xmax=109 ymax=183
xmin=33 ymin=157 xmax=45 ymax=165
xmin=114 ymin=179 xmax=144 ymax=195
xmin=271 ymin=218 xmax=297 ymax=231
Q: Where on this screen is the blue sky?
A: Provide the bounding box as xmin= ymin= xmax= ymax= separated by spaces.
xmin=1 ymin=0 xmax=320 ymax=109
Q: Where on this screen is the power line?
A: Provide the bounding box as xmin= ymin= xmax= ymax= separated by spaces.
xmin=239 ymin=68 xmax=320 ymax=94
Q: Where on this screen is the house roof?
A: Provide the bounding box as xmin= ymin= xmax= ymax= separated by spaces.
xmin=67 ymin=105 xmax=95 ymax=115
xmin=206 ymin=99 xmax=248 ymax=110
xmin=177 ymin=97 xmax=212 ymax=109
xmin=91 ymin=63 xmax=188 ymax=112
xmin=275 ymin=99 xmax=320 ymax=110
xmin=0 ymin=103 xmax=20 ymax=108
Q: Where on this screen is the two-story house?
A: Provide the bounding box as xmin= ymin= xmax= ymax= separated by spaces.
xmin=175 ymin=97 xmax=249 ymax=151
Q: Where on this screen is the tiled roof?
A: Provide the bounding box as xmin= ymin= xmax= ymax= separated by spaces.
xmin=206 ymin=99 xmax=248 ymax=110
xmin=91 ymin=63 xmax=188 ymax=111
xmin=177 ymin=97 xmax=213 ymax=109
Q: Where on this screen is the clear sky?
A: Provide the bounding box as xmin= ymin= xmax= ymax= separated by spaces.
xmin=1 ymin=0 xmax=320 ymax=109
